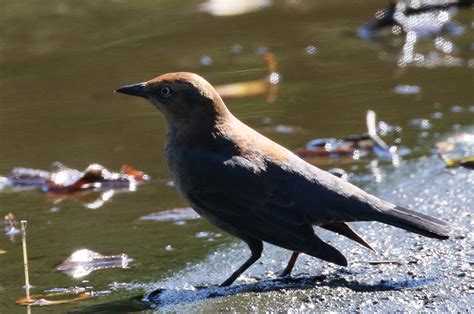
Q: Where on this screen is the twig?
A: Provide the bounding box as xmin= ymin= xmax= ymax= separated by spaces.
xmin=21 ymin=220 xmax=31 ymax=302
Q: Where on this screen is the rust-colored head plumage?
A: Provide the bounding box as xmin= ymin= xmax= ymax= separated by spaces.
xmin=116 ymin=72 xmax=230 ymax=126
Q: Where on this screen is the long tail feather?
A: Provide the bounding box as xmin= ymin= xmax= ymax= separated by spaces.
xmin=320 ymin=222 xmax=376 ymax=252
xmin=376 ymin=206 xmax=451 ymax=239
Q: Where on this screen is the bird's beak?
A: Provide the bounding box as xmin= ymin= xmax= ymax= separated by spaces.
xmin=115 ymin=82 xmax=148 ymax=98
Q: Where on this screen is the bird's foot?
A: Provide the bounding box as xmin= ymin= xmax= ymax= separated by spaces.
xmin=218 ymin=281 xmax=232 ymax=288
xmin=276 ymin=269 xmax=292 ymax=279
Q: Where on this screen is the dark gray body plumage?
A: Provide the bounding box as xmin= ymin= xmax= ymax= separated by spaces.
xmin=165 ymin=116 xmax=448 ymax=266
xmin=116 ymin=71 xmax=451 ymax=284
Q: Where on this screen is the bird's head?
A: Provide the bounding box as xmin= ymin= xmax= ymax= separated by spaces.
xmin=115 ymin=72 xmax=230 ymax=129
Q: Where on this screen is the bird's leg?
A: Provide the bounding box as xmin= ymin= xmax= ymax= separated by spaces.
xmin=220 ymin=238 xmax=263 ymax=287
xmin=278 ymin=251 xmax=300 ymax=278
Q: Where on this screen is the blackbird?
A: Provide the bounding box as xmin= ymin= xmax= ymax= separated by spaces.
xmin=116 ymin=72 xmax=451 ymax=286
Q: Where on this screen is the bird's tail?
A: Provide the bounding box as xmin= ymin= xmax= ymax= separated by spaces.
xmin=376 ymin=206 xmax=451 ymax=239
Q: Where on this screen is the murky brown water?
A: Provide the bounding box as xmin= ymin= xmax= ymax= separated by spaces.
xmin=0 ymin=1 xmax=472 ymax=312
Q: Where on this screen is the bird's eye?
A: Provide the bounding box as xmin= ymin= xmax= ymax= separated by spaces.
xmin=159 ymin=86 xmax=173 ymax=98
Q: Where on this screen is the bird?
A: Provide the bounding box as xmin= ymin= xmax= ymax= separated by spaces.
xmin=116 ymin=72 xmax=452 ymax=287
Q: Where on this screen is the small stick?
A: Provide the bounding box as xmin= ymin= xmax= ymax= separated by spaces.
xmin=21 ymin=220 xmax=31 ymax=302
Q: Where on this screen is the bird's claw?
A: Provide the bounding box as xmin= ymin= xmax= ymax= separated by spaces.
xmin=276 ymin=270 xmax=292 ymax=279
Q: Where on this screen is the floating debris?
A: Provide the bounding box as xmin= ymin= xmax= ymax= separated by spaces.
xmin=357 ymin=0 xmax=398 ymax=39
xmin=139 ymin=207 xmax=200 ymax=222
xmin=295 ymin=138 xmax=366 ymax=161
xmin=436 ymin=133 xmax=474 ymax=169
xmin=1 ymin=167 xmax=50 ymax=188
xmin=377 ymin=120 xmax=400 ymax=136
xmin=4 ymin=212 xmax=20 ymax=237
xmin=439 ymin=154 xmax=474 ymax=169
xmin=0 ymin=176 xmax=8 ymax=189
xmin=199 ymin=0 xmax=272 ymax=17
xmin=17 ymin=291 xmax=92 ymax=306
xmin=394 ymin=85 xmax=421 ymax=95
xmin=49 ymin=163 xmax=148 ymax=193
xmin=0 ymin=163 xmax=149 ymax=208
xmin=294 ymin=110 xmax=401 ymax=165
xmin=55 ymin=249 xmax=133 ymax=278
xmin=358 ymin=1 xmax=469 ymax=68
xmin=0 ymin=162 xmax=148 ymax=193
xmin=357 ymin=0 xmax=468 ymax=39
xmin=214 ymin=52 xmax=279 ymax=103
xmin=121 ymin=164 xmax=149 ymax=181
xmin=436 ymin=133 xmax=474 ymax=153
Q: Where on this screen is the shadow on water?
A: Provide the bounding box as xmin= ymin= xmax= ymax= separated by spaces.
xmin=69 ymin=295 xmax=150 ymax=313
xmin=145 ymin=274 xmax=438 ymax=308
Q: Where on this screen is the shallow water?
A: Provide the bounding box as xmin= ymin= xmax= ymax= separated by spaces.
xmin=0 ymin=1 xmax=472 ymax=312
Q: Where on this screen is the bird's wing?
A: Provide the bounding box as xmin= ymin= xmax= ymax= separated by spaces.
xmin=181 ymin=147 xmax=366 ymax=256
xmin=183 ymin=150 xmax=304 ymax=220
xmin=182 ymin=141 xmax=394 ymax=227
xmin=180 ymin=147 xmax=386 ymax=264
xmin=181 ymin=150 xmax=320 ymax=250
xmin=182 ymin=135 xmax=450 ymax=252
